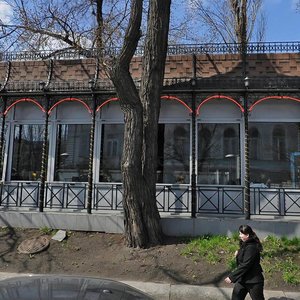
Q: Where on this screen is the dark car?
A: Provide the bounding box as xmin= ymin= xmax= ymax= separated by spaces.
xmin=0 ymin=275 xmax=153 ymax=300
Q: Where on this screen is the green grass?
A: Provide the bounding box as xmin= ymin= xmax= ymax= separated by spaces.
xmin=181 ymin=234 xmax=239 ymax=265
xmin=39 ymin=226 xmax=58 ymax=235
xmin=0 ymin=226 xmax=10 ymax=232
xmin=181 ymin=234 xmax=300 ymax=286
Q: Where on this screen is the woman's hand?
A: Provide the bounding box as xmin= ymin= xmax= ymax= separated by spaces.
xmin=224 ymin=277 xmax=232 ymax=284
xmin=234 ymin=250 xmax=238 ymax=257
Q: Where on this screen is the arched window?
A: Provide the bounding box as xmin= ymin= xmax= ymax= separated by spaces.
xmin=6 ymin=102 xmax=45 ymax=181
xmin=51 ymin=101 xmax=91 ymax=182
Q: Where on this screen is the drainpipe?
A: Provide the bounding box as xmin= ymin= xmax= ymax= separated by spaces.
xmin=0 ymin=62 xmax=10 ymax=180
xmin=87 ymin=79 xmax=96 ymax=214
xmin=244 ymin=77 xmax=250 ymax=220
xmin=0 ymin=93 xmax=7 ymax=179
xmin=39 ymin=81 xmax=49 ymax=212
xmin=191 ymin=54 xmax=197 ymax=218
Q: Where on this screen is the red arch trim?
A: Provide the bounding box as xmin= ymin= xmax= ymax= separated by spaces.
xmin=4 ymin=98 xmax=46 ymax=115
xmin=96 ymin=97 xmax=119 ymax=112
xmin=161 ymin=95 xmax=193 ymax=113
xmin=196 ymin=95 xmax=244 ymax=115
xmin=48 ymin=97 xmax=92 ymax=115
xmin=96 ymin=96 xmax=193 ymax=113
xmin=249 ymin=95 xmax=300 ymax=112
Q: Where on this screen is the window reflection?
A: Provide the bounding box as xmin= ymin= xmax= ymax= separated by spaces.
xmin=99 ymin=124 xmax=124 ymax=182
xmin=11 ymin=124 xmax=45 ymax=181
xmin=157 ymin=124 xmax=190 ymax=184
xmin=250 ymin=123 xmax=300 ymax=188
xmin=223 ymin=128 xmax=238 ymax=157
xmin=54 ymin=124 xmax=90 ymax=182
xmin=272 ymin=126 xmax=286 ymax=161
xmin=99 ymin=123 xmax=190 ymax=184
xmin=198 ymin=123 xmax=240 ymax=185
xmin=249 ymin=127 xmax=260 ymax=160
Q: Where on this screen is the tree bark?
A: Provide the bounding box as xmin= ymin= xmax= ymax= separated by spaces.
xmin=110 ymin=0 xmax=171 ymax=248
xmin=140 ymin=0 xmax=171 ymax=245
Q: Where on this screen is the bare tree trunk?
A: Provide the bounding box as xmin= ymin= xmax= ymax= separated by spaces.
xmin=95 ymin=0 xmax=104 ymax=51
xmin=110 ymin=0 xmax=171 ymax=248
xmin=110 ymin=61 xmax=162 ymax=248
xmin=140 ymin=0 xmax=171 ymax=245
xmin=230 ymin=0 xmax=247 ymax=54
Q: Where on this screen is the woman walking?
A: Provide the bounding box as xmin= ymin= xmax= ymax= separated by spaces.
xmin=224 ymin=225 xmax=265 ymax=300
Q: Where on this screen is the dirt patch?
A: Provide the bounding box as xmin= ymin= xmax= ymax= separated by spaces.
xmin=0 ymin=228 xmax=299 ymax=292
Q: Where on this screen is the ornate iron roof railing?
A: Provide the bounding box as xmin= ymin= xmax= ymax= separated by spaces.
xmin=1 ymin=41 xmax=300 ymax=62
xmin=192 ymin=76 xmax=300 ymax=90
xmin=2 ymin=79 xmax=141 ymax=93
xmin=163 ymin=76 xmax=300 ymax=91
xmin=5 ymin=81 xmax=42 ymax=92
xmin=2 ymin=77 xmax=300 ymax=93
xmin=167 ymin=41 xmax=300 ymax=55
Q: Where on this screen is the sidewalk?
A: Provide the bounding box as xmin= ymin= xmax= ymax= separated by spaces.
xmin=0 ymin=272 xmax=299 ymax=300
xmin=122 ymin=280 xmax=300 ymax=300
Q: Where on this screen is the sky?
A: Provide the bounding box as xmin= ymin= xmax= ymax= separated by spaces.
xmin=0 ymin=0 xmax=300 ymax=43
xmin=0 ymin=1 xmax=11 ymax=24
xmin=264 ymin=0 xmax=300 ymax=42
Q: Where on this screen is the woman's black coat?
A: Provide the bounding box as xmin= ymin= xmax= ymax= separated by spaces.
xmin=228 ymin=238 xmax=264 ymax=284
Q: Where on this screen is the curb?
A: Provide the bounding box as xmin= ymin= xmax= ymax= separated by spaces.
xmin=0 ymin=273 xmax=299 ymax=300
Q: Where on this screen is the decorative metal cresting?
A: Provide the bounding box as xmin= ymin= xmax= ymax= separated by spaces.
xmin=244 ymin=76 xmax=250 ymax=219
xmin=1 ymin=42 xmax=300 ymax=62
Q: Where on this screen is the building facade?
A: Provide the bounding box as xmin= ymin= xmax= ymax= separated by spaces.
xmin=0 ymin=42 xmax=300 ymax=218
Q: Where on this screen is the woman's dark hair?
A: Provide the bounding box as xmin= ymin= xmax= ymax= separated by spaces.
xmin=239 ymin=224 xmax=263 ymax=252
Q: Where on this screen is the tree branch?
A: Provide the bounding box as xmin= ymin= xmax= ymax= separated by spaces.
xmin=118 ymin=0 xmax=142 ymax=67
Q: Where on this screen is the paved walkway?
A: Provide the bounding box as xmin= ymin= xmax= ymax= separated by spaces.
xmin=0 ymin=272 xmax=299 ymax=300
xmin=122 ymin=280 xmax=300 ymax=300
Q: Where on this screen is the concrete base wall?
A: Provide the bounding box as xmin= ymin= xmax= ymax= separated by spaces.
xmin=0 ymin=211 xmax=125 ymax=234
xmin=0 ymin=210 xmax=299 ymax=238
xmin=161 ymin=215 xmax=300 ymax=239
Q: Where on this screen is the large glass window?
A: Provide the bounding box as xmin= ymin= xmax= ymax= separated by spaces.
xmin=99 ymin=123 xmax=190 ymax=184
xmin=198 ymin=123 xmax=240 ymax=185
xmin=11 ymin=124 xmax=45 ymax=181
xmin=157 ymin=123 xmax=190 ymax=184
xmin=249 ymin=122 xmax=300 ymax=188
xmin=54 ymin=124 xmax=90 ymax=182
xmin=99 ymin=124 xmax=124 ymax=182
